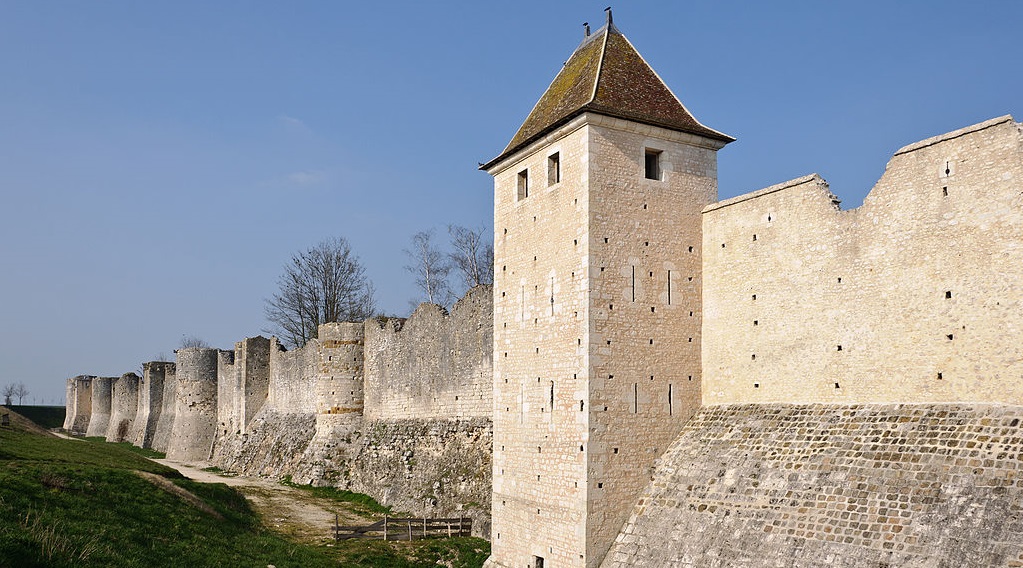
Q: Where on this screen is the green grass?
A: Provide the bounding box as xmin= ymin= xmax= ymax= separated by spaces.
xmin=280 ymin=475 xmax=392 ymax=515
xmin=0 ymin=412 xmax=490 ymax=567
xmin=8 ymin=405 xmax=65 ymax=429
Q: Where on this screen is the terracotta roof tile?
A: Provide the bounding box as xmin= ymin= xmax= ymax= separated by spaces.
xmin=484 ymin=22 xmax=732 ymax=170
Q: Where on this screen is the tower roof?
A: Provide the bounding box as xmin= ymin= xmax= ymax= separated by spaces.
xmin=483 ymin=16 xmax=733 ymax=170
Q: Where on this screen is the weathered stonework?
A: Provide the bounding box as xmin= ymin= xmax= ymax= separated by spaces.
xmin=364 ymin=285 xmax=493 ymax=421
xmin=105 ymin=372 xmax=139 ymax=442
xmin=129 ymin=362 xmax=171 ymax=448
xmin=64 ymin=375 xmax=94 ymax=434
xmin=84 ymin=376 xmax=114 ymax=438
xmin=602 ymin=404 xmax=1023 ymax=568
xmin=166 ymin=348 xmax=219 ymax=461
xmin=149 ymin=362 xmax=178 ymax=453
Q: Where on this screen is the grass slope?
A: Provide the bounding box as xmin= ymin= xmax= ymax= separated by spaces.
xmin=7 ymin=406 xmax=65 ymax=430
xmin=0 ymin=410 xmax=489 ymax=567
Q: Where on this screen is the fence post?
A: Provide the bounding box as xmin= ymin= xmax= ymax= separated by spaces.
xmin=424 ymin=514 xmax=428 ymax=538
xmin=334 ymin=513 xmax=339 ymax=542
xmin=383 ymin=515 xmax=388 ymax=541
xmin=407 ymin=520 xmax=412 ymax=541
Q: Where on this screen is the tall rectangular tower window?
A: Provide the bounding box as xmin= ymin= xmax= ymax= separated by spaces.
xmin=517 ymin=169 xmax=529 ymax=200
xmin=547 ymin=152 xmax=560 ymax=186
xmin=644 ymin=149 xmax=662 ymax=180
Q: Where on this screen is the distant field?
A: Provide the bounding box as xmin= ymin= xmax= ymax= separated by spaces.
xmin=7 ymin=405 xmax=65 ymax=429
xmin=0 ymin=408 xmax=489 ymax=567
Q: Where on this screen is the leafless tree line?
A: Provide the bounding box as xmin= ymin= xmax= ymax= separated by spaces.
xmin=3 ymin=382 xmax=29 ymax=405
xmin=404 ymin=224 xmax=494 ymax=310
xmin=262 ymin=226 xmax=493 ymax=350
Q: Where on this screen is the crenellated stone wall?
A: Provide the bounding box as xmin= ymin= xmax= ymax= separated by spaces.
xmin=364 ymin=285 xmax=493 ymax=421
xmin=702 ymin=116 xmax=1023 ymax=406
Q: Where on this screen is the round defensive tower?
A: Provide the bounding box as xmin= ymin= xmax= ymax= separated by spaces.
xmin=131 ymin=361 xmax=170 ymax=448
xmin=166 ymin=348 xmax=219 ymax=462
xmin=106 ymin=372 xmax=139 ymax=442
xmin=316 ymin=322 xmax=365 ymax=415
xmin=64 ymin=375 xmax=95 ymax=433
xmin=84 ymin=376 xmax=114 ymax=438
xmin=63 ymin=377 xmax=76 ymax=431
xmin=150 ymin=362 xmax=178 ymax=453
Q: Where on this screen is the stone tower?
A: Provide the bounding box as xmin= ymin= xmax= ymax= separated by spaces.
xmin=481 ymin=12 xmax=732 ymax=568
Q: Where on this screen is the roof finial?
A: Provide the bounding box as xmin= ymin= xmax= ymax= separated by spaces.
xmin=605 ymin=6 xmax=613 ymax=25
xmin=583 ymin=22 xmax=590 ymax=37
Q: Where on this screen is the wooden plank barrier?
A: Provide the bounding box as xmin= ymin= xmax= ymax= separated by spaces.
xmin=333 ymin=515 xmax=471 ymax=541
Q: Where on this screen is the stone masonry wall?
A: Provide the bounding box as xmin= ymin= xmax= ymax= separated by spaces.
xmin=267 ymin=337 xmax=319 ymax=414
xmin=149 ymin=363 xmax=178 ymax=452
xmin=166 ymin=348 xmax=219 ymax=461
xmin=130 ymin=362 xmax=170 ymax=448
xmin=212 ymin=411 xmax=493 ymax=538
xmin=105 ymin=372 xmax=139 ymax=442
xmin=602 ymin=403 xmax=1023 ymax=568
xmin=84 ymin=376 xmax=113 ymax=438
xmin=65 ymin=375 xmax=94 ymax=434
xmin=702 ymin=116 xmax=1023 ymax=406
xmin=364 ymin=285 xmax=493 ymax=421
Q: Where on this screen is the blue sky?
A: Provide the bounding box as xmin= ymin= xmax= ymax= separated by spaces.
xmin=1 ymin=1 xmax=1020 ymax=403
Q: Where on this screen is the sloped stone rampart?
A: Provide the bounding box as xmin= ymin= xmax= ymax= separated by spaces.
xmin=210 ymin=409 xmax=318 ymax=476
xmin=212 ymin=414 xmax=493 ymax=538
xmin=602 ymin=403 xmax=1023 ymax=568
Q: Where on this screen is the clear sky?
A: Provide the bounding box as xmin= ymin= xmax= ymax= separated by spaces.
xmin=1 ymin=1 xmax=1020 ymax=404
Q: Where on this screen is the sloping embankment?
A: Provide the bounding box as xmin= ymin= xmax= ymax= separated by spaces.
xmin=602 ymin=403 xmax=1023 ymax=567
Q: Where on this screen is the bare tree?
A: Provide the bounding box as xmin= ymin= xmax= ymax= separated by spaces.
xmin=2 ymin=384 xmax=13 ymax=406
xmin=12 ymin=382 xmax=28 ymax=405
xmin=405 ymin=229 xmax=453 ymax=308
xmin=265 ymin=237 xmax=375 ymax=349
xmin=178 ymin=336 xmax=210 ymax=349
xmin=448 ymin=224 xmax=494 ymax=294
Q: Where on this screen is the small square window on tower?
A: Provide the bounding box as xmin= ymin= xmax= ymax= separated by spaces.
xmin=548 ymin=152 xmax=561 ymax=186
xmin=644 ymin=148 xmax=662 ymax=180
xmin=517 ymin=169 xmax=529 ymax=200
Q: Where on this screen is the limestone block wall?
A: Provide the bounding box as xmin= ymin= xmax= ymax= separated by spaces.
xmin=130 ymin=362 xmax=170 ymax=448
xmin=702 ymin=116 xmax=1023 ymax=406
xmin=216 ymin=349 xmax=238 ymax=439
xmin=584 ymin=118 xmax=722 ymax=566
xmin=105 ymin=372 xmax=139 ymax=442
xmin=239 ymin=337 xmax=271 ymax=429
xmin=490 ymin=119 xmax=592 ymax=567
xmin=166 ymin=348 xmax=219 ymax=462
xmin=364 ymin=285 xmax=493 ymax=421
xmin=150 ymin=363 xmax=178 ymax=452
xmin=267 ymin=337 xmax=319 ymax=414
xmin=64 ymin=375 xmax=94 ymax=434
xmin=84 ymin=376 xmax=114 ymax=438
xmin=602 ymin=403 xmax=1023 ymax=568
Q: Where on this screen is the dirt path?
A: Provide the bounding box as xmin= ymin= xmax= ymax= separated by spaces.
xmin=154 ymin=459 xmax=372 ymax=545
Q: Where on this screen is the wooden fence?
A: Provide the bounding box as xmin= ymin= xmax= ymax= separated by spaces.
xmin=333 ymin=514 xmax=471 ymax=541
